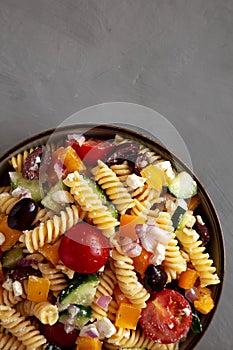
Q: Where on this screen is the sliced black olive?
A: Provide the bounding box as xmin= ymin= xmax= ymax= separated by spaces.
xmin=22 ymin=146 xmax=51 ymax=180
xmin=105 ymin=142 xmax=140 ymax=166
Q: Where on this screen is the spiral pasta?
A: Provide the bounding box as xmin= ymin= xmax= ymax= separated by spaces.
xmin=0 ymin=305 xmax=47 ymax=350
xmin=20 ymin=204 xmax=80 ymax=252
xmin=106 ymin=326 xmax=178 ymax=349
xmin=155 ymin=212 xmax=186 ymax=282
xmin=38 ymin=262 xmax=68 ymax=296
xmin=110 ymin=161 xmax=133 ymax=183
xmin=0 ymin=325 xmax=26 ymax=350
xmin=176 ymin=227 xmax=220 ymax=287
xmin=63 ymin=171 xmax=119 ymax=237
xmin=111 ymin=247 xmax=150 ymax=309
xmin=9 ymin=148 xmax=34 ymax=173
xmin=94 ymin=160 xmax=135 ymax=214
xmin=138 ymin=144 xmax=162 ymax=165
xmin=0 ymin=285 xmax=24 ymax=307
xmin=0 ymin=193 xmax=19 ymax=215
xmin=91 ymin=265 xmax=117 ymax=320
xmin=16 ymin=300 xmax=59 ymax=325
xmin=0 ymin=186 xmax=11 ymax=195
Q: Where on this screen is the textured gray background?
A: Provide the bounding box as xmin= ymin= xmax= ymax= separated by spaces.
xmin=0 ymin=0 xmax=232 ymax=349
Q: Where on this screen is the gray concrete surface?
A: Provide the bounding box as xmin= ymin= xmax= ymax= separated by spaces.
xmin=0 ymin=0 xmax=232 ymax=348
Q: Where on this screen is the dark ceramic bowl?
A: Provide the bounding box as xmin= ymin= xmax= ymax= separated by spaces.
xmin=0 ymin=124 xmax=225 ymax=350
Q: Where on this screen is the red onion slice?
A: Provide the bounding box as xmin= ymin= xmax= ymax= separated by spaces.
xmin=185 ymin=287 xmax=198 ymax=303
xmin=136 ymin=224 xmax=172 ymax=253
xmin=96 ymin=295 xmax=112 ymax=310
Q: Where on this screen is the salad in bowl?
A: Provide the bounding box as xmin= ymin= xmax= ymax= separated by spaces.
xmin=0 ymin=124 xmax=224 ymax=350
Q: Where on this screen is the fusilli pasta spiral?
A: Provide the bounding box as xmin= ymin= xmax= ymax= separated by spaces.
xmin=0 ymin=325 xmax=26 ymax=350
xmin=0 ymin=305 xmax=47 ymax=350
xmin=38 ymin=262 xmax=68 ymax=296
xmin=91 ymin=265 xmax=117 ymax=320
xmin=0 ymin=193 xmax=19 ymax=215
xmin=20 ymin=204 xmax=80 ymax=252
xmin=111 ymin=247 xmax=150 ymax=309
xmin=176 ymin=227 xmax=220 ymax=287
xmin=63 ymin=171 xmax=119 ymax=237
xmin=16 ymin=300 xmax=59 ymax=325
xmin=94 ymin=160 xmax=135 ymax=214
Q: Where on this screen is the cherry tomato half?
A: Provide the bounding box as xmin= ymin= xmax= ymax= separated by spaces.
xmin=68 ymin=138 xmax=114 ymax=165
xmin=140 ymin=289 xmax=192 ymax=344
xmin=39 ymin=321 xmax=79 ymax=348
xmin=58 ymin=222 xmax=110 ymax=274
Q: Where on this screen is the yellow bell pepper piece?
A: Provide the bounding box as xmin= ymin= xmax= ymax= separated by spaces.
xmin=140 ymin=164 xmax=164 ymax=191
xmin=27 ymin=276 xmax=50 ymax=303
xmin=115 ymin=302 xmax=141 ymax=330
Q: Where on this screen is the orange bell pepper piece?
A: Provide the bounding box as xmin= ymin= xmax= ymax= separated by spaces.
xmin=132 ymin=246 xmax=152 ymax=277
xmin=0 ymin=216 xmax=22 ymax=251
xmin=38 ymin=239 xmax=61 ymax=266
xmin=178 ymin=269 xmax=199 ymax=290
xmin=118 ymin=214 xmax=145 ymax=241
xmin=76 ymin=337 xmax=102 ymax=350
xmin=115 ymin=302 xmax=141 ymax=330
xmin=27 ymin=276 xmax=50 ymax=303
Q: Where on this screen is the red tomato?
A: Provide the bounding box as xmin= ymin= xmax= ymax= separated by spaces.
xmin=68 ymin=138 xmax=114 ymax=165
xmin=58 ymin=222 xmax=110 ymax=274
xmin=39 ymin=321 xmax=79 ymax=348
xmin=140 ymin=289 xmax=192 ymax=344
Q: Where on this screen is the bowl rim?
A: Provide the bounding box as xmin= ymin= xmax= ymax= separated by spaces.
xmin=0 ymin=123 xmax=225 ymax=350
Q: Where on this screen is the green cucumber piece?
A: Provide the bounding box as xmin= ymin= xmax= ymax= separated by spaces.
xmin=171 ymin=206 xmax=186 ymax=230
xmin=58 ymin=274 xmax=99 ymax=306
xmin=168 ymin=171 xmax=197 ymax=199
xmin=9 ymin=172 xmax=42 ymax=202
xmin=2 ymin=247 xmax=24 ymax=268
xmin=45 ymin=345 xmax=62 ymax=350
xmin=191 ymin=309 xmax=203 ymax=334
xmin=41 ymin=180 xmax=67 ymax=212
xmin=83 ymin=175 xmax=119 ymax=219
xmin=177 ymin=211 xmax=196 ymax=230
xmin=59 ymin=305 xmax=92 ymax=329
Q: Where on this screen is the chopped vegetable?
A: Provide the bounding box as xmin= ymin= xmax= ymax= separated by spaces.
xmin=59 ymin=305 xmax=92 ymax=329
xmin=0 ymin=216 xmax=22 ymax=251
xmin=188 ymin=194 xmax=201 ymax=211
xmin=27 ymin=275 xmax=50 ymax=302
xmin=132 ymin=246 xmax=152 ymax=277
xmin=119 ymin=214 xmax=145 ymax=240
xmin=2 ymin=246 xmax=24 ymax=268
xmin=58 ymin=274 xmax=99 ymax=306
xmin=38 ymin=240 xmax=61 ymax=266
xmin=168 ymin=171 xmax=197 ymax=199
xmin=75 ymin=336 xmax=102 ymax=350
xmin=140 ymin=164 xmax=164 ymax=191
xmin=115 ymin=302 xmax=141 ymax=330
xmin=178 ymin=269 xmax=199 ymax=290
xmin=194 ymin=286 xmax=214 ymax=314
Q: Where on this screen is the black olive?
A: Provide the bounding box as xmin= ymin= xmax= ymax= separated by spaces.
xmin=22 ymin=146 xmax=51 ymax=180
xmin=106 ymin=142 xmax=140 ymax=166
xmin=144 ymin=264 xmax=168 ymax=292
xmin=194 ymin=221 xmax=210 ymax=246
xmin=8 ymin=198 xmax=38 ymax=231
xmin=10 ymin=266 xmax=41 ymax=281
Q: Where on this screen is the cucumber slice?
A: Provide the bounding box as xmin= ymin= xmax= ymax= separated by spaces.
xmin=45 ymin=345 xmax=62 ymax=350
xmin=59 ymin=305 xmax=92 ymax=329
xmin=83 ymin=175 xmax=119 ymax=219
xmin=58 ymin=274 xmax=99 ymax=306
xmin=9 ymin=172 xmax=42 ymax=202
xmin=41 ymin=180 xmax=67 ymax=212
xmin=2 ymin=247 xmax=24 ymax=268
xmin=177 ymin=211 xmax=196 ymax=230
xmin=171 ymin=206 xmax=186 ymax=230
xmin=168 ymin=171 xmax=197 ymax=199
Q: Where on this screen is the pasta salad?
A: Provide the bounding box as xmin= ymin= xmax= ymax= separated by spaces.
xmin=0 ymin=131 xmax=221 ymax=350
